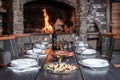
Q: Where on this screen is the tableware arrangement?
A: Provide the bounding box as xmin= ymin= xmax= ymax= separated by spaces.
xmin=44 ymin=62 xmax=77 ymax=74
xmin=79 ymin=58 xmax=109 ymax=68
xmin=10 ymin=58 xmax=38 ymax=70
xmin=8 ymin=66 xmax=41 ymax=73
xmin=33 ymin=42 xmax=49 ymax=50
xmin=80 ymin=49 xmax=96 ymax=55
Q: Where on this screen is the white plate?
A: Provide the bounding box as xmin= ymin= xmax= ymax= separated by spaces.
xmin=79 ymin=58 xmax=109 ymax=68
xmin=8 ymin=66 xmax=41 ymax=73
xmin=82 ymin=49 xmax=96 ymax=55
xmin=76 ymin=49 xmax=96 ymax=55
xmin=10 ymin=59 xmax=38 ymax=69
xmin=33 ymin=43 xmax=42 ymax=49
xmin=26 ymin=50 xmax=35 ymax=55
xmin=78 ymin=41 xmax=88 ymax=46
xmin=26 ymin=49 xmax=45 ymax=55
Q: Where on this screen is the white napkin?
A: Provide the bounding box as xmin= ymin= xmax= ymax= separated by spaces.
xmin=10 ymin=59 xmax=38 ymax=69
xmin=8 ymin=66 xmax=40 ymax=73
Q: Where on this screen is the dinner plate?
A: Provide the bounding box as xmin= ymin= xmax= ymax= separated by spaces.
xmin=79 ymin=58 xmax=109 ymax=68
xmin=26 ymin=49 xmax=45 ymax=55
xmin=82 ymin=49 xmax=96 ymax=55
xmin=52 ymin=51 xmax=74 ymax=58
xmin=10 ymin=59 xmax=38 ymax=69
xmin=26 ymin=50 xmax=35 ymax=55
xmin=77 ymin=41 xmax=88 ymax=47
xmin=76 ymin=49 xmax=96 ymax=55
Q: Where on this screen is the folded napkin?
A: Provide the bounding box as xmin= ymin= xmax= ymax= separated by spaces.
xmin=8 ymin=66 xmax=41 ymax=73
xmin=10 ymin=59 xmax=38 ymax=69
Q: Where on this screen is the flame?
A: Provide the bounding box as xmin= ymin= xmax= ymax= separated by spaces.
xmin=42 ymin=8 xmax=53 ymax=34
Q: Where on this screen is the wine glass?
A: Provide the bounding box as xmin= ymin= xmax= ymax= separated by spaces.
xmin=79 ymin=46 xmax=87 ymax=59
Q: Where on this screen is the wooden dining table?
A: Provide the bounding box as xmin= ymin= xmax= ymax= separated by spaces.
xmin=0 ymin=44 xmax=120 ymax=80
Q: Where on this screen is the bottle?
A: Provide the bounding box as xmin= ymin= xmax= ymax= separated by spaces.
xmin=52 ymin=30 xmax=57 ymax=51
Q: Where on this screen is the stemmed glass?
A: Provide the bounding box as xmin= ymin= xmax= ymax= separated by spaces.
xmin=79 ymin=45 xmax=88 ymax=60
xmin=79 ymin=34 xmax=88 ymax=59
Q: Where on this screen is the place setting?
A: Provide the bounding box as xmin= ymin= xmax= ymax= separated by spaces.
xmin=79 ymin=58 xmax=110 ymax=71
xmin=76 ymin=48 xmax=97 ymax=59
xmin=8 ymin=58 xmax=41 ymax=73
xmin=23 ymin=41 xmax=49 ymax=59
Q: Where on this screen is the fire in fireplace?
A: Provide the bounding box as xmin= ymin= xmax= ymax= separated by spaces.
xmin=42 ymin=8 xmax=53 ymax=34
xmin=23 ymin=0 xmax=75 ymax=34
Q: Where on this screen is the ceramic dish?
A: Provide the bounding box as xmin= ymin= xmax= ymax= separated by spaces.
xmin=79 ymin=58 xmax=109 ymax=68
xmin=44 ymin=62 xmax=77 ymax=74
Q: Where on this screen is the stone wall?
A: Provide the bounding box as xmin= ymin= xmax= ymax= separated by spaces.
xmin=13 ymin=0 xmax=24 ymax=34
xmin=0 ymin=0 xmax=3 ymax=35
xmin=87 ymin=0 xmax=107 ymax=31
xmin=79 ymin=0 xmax=88 ymax=40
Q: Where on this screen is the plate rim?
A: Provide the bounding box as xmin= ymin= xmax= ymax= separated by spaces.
xmin=10 ymin=58 xmax=37 ymax=67
xmin=79 ymin=58 xmax=109 ymax=68
xmin=82 ymin=49 xmax=96 ymax=55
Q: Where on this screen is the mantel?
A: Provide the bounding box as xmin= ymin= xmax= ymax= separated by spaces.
xmin=0 ymin=35 xmax=15 ymax=40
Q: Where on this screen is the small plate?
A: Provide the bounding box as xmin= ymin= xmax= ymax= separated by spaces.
xmin=82 ymin=49 xmax=96 ymax=55
xmin=79 ymin=58 xmax=109 ymax=68
xmin=26 ymin=50 xmax=35 ymax=55
xmin=76 ymin=49 xmax=96 ymax=55
xmin=52 ymin=51 xmax=74 ymax=57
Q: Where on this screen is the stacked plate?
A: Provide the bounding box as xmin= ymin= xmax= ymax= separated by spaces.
xmin=10 ymin=58 xmax=38 ymax=70
xmin=26 ymin=49 xmax=45 ymax=55
xmin=82 ymin=49 xmax=96 ymax=55
xmin=76 ymin=49 xmax=96 ymax=55
xmin=78 ymin=42 xmax=88 ymax=47
xmin=75 ymin=41 xmax=88 ymax=47
xmin=79 ymin=58 xmax=109 ymax=68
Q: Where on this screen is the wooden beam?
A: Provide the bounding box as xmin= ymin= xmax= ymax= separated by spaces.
xmin=106 ymin=0 xmax=110 ymax=32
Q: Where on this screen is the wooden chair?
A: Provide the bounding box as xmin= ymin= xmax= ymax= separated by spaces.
xmin=13 ymin=33 xmax=32 ymax=56
xmin=108 ymin=35 xmax=120 ymax=61
xmin=87 ymin=23 xmax=100 ymax=50
xmin=96 ymin=32 xmax=116 ymax=56
xmin=0 ymin=51 xmax=11 ymax=68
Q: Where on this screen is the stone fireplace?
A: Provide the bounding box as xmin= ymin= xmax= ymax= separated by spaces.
xmin=12 ymin=0 xmax=81 ymax=34
xmin=24 ymin=0 xmax=76 ymax=34
xmin=12 ymin=0 xmax=82 ymax=54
